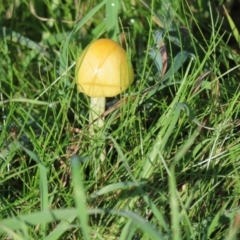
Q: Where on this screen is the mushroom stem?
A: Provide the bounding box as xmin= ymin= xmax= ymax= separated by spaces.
xmin=90 ymin=97 xmax=105 ymax=131
xmin=90 ymin=97 xmax=106 ymax=164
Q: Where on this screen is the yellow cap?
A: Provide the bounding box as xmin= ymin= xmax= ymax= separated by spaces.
xmin=76 ymin=38 xmax=134 ymax=97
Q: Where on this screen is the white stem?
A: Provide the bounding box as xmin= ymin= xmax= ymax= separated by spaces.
xmin=90 ymin=97 xmax=106 ymax=164
xmin=90 ymin=97 xmax=105 ymax=132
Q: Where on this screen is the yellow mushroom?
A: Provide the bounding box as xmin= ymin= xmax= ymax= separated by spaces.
xmin=75 ymin=38 xmax=134 ymax=162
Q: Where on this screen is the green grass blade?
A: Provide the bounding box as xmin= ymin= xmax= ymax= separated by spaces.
xmin=73 ymin=0 xmax=108 ymax=34
xmin=90 ymin=182 xmax=139 ymax=199
xmin=169 ymin=165 xmax=180 ymax=240
xmin=45 ymin=215 xmax=77 ymax=240
xmin=223 ymin=5 xmax=240 ymax=47
xmin=21 ymin=146 xmax=48 ymax=238
xmin=71 ymin=155 xmax=90 ymax=240
xmin=0 ymin=209 xmax=78 ymax=232
xmin=105 ymin=0 xmax=120 ymax=41
xmin=120 ymin=220 xmax=136 ymax=240
xmin=0 ymin=98 xmax=57 ymax=106
xmin=0 ymin=27 xmax=50 ymax=57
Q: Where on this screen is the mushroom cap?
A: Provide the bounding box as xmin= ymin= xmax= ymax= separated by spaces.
xmin=75 ymin=38 xmax=134 ymax=97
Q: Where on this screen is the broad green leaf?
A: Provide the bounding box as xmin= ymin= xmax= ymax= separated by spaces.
xmin=161 ymin=51 xmax=194 ymax=83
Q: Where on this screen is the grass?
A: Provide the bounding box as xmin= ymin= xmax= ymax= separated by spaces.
xmin=1 ymin=0 xmax=240 ymax=239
